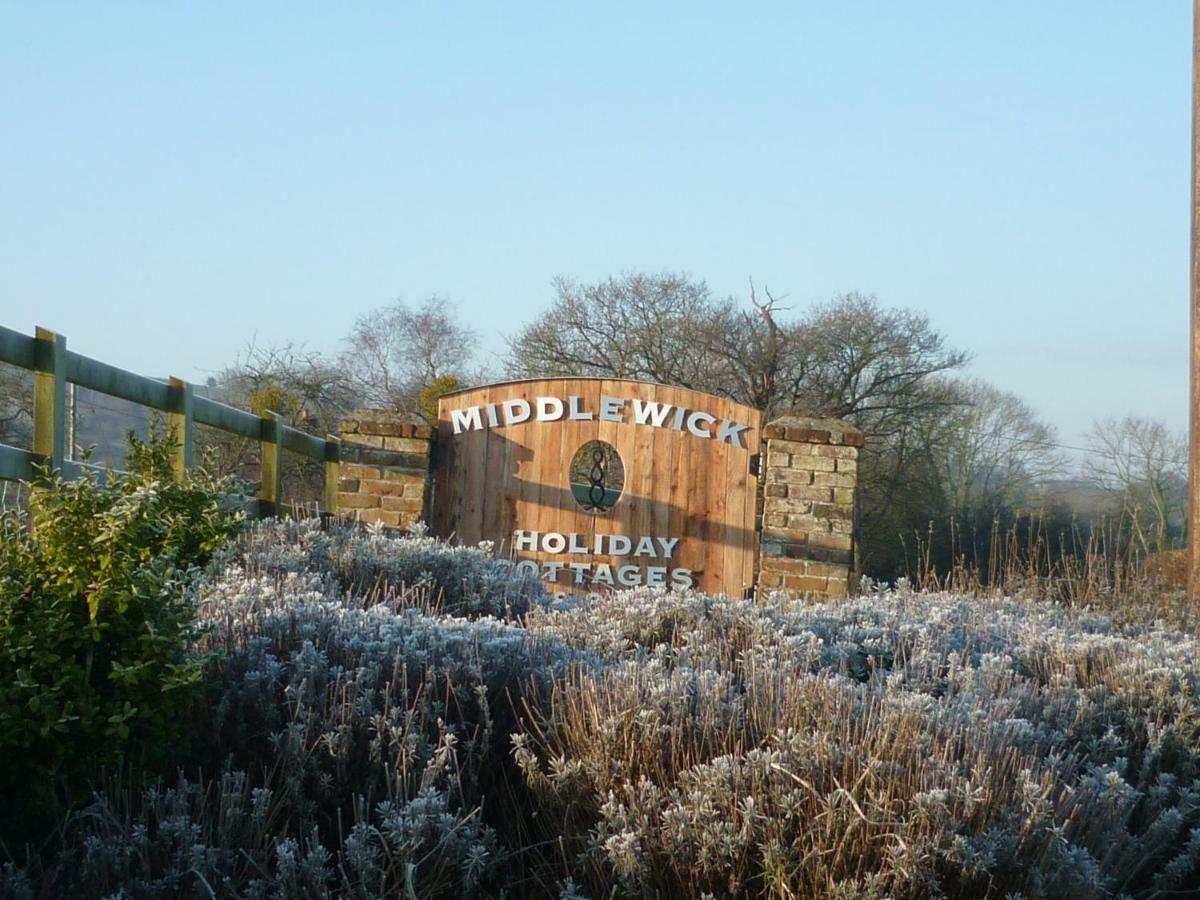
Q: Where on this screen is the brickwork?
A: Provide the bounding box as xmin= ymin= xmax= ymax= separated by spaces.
xmin=757 ymin=415 xmax=863 ymax=598
xmin=337 ymin=410 xmax=433 ymax=529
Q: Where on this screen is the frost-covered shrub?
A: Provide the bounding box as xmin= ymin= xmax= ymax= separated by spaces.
xmin=238 ymin=518 xmax=547 ymax=617
xmin=526 ymin=586 xmax=826 ymax=674
xmin=9 ymin=520 xmax=1200 ymax=898
xmin=18 ymin=765 xmax=495 ymax=899
xmin=9 ymin=541 xmax=570 ymax=897
xmin=192 ymin=559 xmax=574 ymax=790
xmin=518 ymin=588 xmax=1200 ymax=898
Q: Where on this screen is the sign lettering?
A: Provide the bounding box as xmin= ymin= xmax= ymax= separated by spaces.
xmin=448 ymin=392 xmax=751 ymax=449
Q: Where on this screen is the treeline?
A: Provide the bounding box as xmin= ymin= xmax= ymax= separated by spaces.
xmin=0 ymin=273 xmax=1186 ymax=581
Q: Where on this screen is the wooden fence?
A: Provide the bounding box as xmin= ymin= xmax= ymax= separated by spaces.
xmin=0 ymin=324 xmax=341 ymax=516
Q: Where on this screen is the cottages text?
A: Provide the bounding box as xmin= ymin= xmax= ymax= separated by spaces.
xmin=509 ymin=529 xmax=695 ymax=589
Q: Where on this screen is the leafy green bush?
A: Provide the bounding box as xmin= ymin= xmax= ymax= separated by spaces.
xmin=0 ymin=431 xmax=245 ymax=842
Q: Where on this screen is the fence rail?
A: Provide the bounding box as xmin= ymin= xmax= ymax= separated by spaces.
xmin=0 ymin=324 xmax=340 ymax=516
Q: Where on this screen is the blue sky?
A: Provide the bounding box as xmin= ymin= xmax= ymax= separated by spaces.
xmin=0 ymin=2 xmax=1189 ymax=448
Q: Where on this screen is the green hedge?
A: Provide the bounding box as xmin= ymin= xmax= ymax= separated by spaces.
xmin=0 ymin=431 xmax=245 ymax=844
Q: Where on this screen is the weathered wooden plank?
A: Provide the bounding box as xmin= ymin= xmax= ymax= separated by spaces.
xmin=492 ymin=379 xmax=531 ymax=555
xmin=459 ymin=386 xmax=491 ymax=544
xmin=648 ymin=385 xmax=674 ymax=583
xmin=0 ymin=444 xmax=35 ymax=481
xmin=703 ymin=400 xmax=730 ymax=596
xmin=722 ymin=400 xmax=759 ymax=597
xmin=744 ymin=407 xmax=765 ymax=591
xmin=482 ymin=385 xmax=511 ymax=550
xmin=664 ymin=384 xmax=689 ymax=588
xmin=0 ymin=326 xmax=36 ymax=370
xmin=530 ymin=379 xmax=567 ymax=583
xmin=508 ymin=382 xmax=537 ymax=558
xmin=432 ymin=407 xmax=459 ymax=536
xmin=67 ymin=353 xmax=172 ymax=411
xmin=193 ymin=395 xmax=261 ymax=440
xmin=689 ymin=400 xmax=713 ymax=588
xmin=280 ymin=424 xmax=327 ymax=461
xmin=32 ymin=327 xmax=66 ymax=475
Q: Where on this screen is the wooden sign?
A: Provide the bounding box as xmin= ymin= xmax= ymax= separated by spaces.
xmin=432 ymin=378 xmax=763 ymax=598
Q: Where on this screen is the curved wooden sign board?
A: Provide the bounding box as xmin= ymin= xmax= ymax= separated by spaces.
xmin=433 ymin=378 xmax=762 ymax=598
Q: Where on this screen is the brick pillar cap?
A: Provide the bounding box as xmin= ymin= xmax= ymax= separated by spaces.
xmin=764 ymin=415 xmax=864 ymax=447
xmin=339 ymin=408 xmax=433 ymax=439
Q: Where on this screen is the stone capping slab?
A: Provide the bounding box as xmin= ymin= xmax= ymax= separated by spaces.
xmin=339 ymin=408 xmax=433 ymax=439
xmin=762 ymin=415 xmax=864 ymax=448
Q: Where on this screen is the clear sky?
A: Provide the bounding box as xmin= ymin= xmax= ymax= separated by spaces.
xmin=0 ymin=2 xmax=1189 ymax=449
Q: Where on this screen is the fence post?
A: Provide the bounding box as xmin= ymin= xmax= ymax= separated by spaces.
xmin=167 ymin=377 xmax=194 ymax=482
xmin=259 ymin=411 xmax=284 ymax=518
xmin=324 ymin=435 xmax=340 ymax=518
xmin=32 ymin=326 xmax=66 ymax=477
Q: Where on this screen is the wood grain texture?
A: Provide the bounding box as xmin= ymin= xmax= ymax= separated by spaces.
xmin=434 ymin=378 xmax=762 ymax=598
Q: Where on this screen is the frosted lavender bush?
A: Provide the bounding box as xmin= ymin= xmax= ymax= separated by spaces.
xmin=6 ymin=521 xmax=1200 ymax=899
xmin=518 ymin=587 xmax=1200 ymax=898
xmin=236 ymin=518 xmax=548 ymax=617
xmin=5 ymin=522 xmax=566 ymax=899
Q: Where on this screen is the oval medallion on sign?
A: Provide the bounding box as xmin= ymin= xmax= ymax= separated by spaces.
xmin=569 ymin=440 xmax=625 ymax=513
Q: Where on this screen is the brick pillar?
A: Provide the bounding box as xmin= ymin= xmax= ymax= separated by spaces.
xmin=757 ymin=415 xmax=863 ymax=598
xmin=336 ymin=410 xmax=433 ymax=529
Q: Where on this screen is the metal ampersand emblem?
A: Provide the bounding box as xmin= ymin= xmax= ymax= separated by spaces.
xmin=585 ymin=447 xmax=607 ymax=511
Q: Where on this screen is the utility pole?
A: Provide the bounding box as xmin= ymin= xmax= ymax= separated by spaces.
xmin=1191 ymin=0 xmax=1200 ymax=602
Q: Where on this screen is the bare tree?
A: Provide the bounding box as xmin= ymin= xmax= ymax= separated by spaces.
xmin=215 ymin=340 xmax=356 ymax=431
xmin=201 ymin=341 xmax=357 ymax=499
xmin=1085 ymin=416 xmax=1187 ymax=555
xmin=779 ymin=294 xmax=971 ymax=428
xmin=936 ymin=379 xmax=1065 ymax=520
xmin=507 ymin=273 xmax=737 ymax=389
xmin=339 ymin=296 xmax=480 ymax=416
xmin=0 ymin=363 xmax=32 ymax=448
xmin=699 ymin=280 xmax=794 ymax=412
xmin=509 ymin=276 xmax=968 ymax=424
xmin=507 ymin=273 xmax=972 ymax=578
